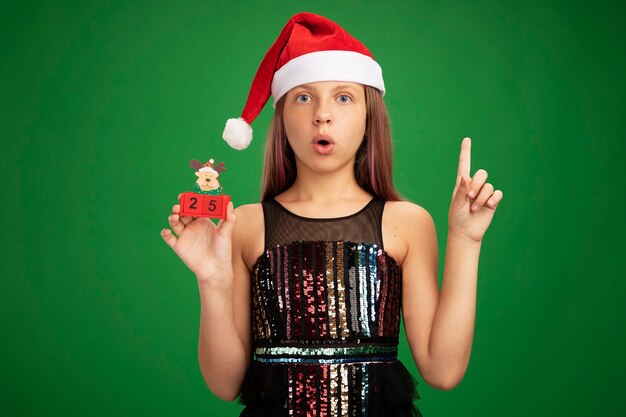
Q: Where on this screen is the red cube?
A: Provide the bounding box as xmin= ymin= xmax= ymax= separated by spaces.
xmin=180 ymin=192 xmax=230 ymax=219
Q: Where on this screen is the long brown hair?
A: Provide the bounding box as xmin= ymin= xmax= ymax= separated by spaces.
xmin=260 ymin=85 xmax=403 ymax=202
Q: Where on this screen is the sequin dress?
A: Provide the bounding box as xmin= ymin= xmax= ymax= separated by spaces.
xmin=238 ymin=197 xmax=423 ymax=417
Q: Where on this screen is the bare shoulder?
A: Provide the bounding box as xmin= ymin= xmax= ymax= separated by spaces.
xmin=233 ymin=202 xmax=264 ymax=222
xmin=233 ymin=203 xmax=265 ymax=270
xmin=382 ymin=200 xmax=436 ymax=266
xmin=387 ymin=200 xmax=434 ymax=224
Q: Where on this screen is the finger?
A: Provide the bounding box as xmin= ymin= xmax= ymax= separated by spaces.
xmin=485 ymin=190 xmax=504 ymax=209
xmin=218 ymin=201 xmax=237 ymax=238
xmin=468 ymin=169 xmax=488 ymax=199
xmin=169 ymin=213 xmax=185 ymax=235
xmin=456 ymin=137 xmax=471 ymax=182
xmin=172 ymin=204 xmax=193 ymax=226
xmin=161 ymin=228 xmax=177 ymax=248
xmin=471 ymin=183 xmax=494 ymax=211
xmin=176 ymin=194 xmax=193 ymax=225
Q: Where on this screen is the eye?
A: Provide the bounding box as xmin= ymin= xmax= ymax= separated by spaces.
xmin=338 ymin=94 xmax=353 ymax=103
xmin=295 ymin=94 xmax=311 ymax=103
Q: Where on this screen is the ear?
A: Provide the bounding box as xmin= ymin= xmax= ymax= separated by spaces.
xmin=195 ymin=172 xmax=200 ymax=177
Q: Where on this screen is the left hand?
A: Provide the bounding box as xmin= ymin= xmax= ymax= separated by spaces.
xmin=448 ymin=137 xmax=503 ymax=243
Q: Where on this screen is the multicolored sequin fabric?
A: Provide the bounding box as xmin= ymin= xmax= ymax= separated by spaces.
xmin=248 ymin=240 xmax=408 ymax=416
xmin=252 ymin=241 xmax=402 ymax=342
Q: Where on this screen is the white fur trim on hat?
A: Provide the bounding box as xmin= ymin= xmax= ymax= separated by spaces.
xmin=198 ymin=166 xmax=218 ymax=175
xmin=271 ymin=50 xmax=385 ymax=108
xmin=222 ymin=117 xmax=253 ymax=150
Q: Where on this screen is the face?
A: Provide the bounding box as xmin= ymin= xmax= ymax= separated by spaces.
xmin=195 ymin=171 xmax=220 ymax=191
xmin=282 ymin=81 xmax=366 ymax=174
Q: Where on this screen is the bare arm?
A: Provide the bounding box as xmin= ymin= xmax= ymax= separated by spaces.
xmin=196 ymin=205 xmax=253 ymax=401
xmin=399 ymin=203 xmax=480 ymax=391
xmin=162 ymin=200 xmax=252 ymax=401
xmin=427 ymin=138 xmax=501 ymax=388
xmin=401 ymin=139 xmax=501 ymax=391
xmin=427 ymin=233 xmax=480 ymax=389
xmin=196 ymin=278 xmax=250 ymax=401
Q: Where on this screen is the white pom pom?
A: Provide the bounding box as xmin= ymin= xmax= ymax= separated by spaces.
xmin=222 ymin=117 xmax=253 ymax=150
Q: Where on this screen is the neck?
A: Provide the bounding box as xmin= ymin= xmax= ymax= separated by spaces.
xmin=284 ymin=159 xmax=371 ymax=203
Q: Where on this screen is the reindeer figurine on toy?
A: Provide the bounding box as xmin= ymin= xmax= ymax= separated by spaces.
xmin=190 ymin=159 xmax=226 ymax=196
xmin=179 ymin=158 xmax=231 ymax=220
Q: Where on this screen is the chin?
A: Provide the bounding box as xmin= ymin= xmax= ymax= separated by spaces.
xmin=298 ymin=156 xmax=354 ymax=175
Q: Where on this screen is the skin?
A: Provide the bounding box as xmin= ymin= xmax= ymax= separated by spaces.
xmin=283 ymin=82 xmax=366 ymax=180
xmin=160 ymin=81 xmax=504 ymax=399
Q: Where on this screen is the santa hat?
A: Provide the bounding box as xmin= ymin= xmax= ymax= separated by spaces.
xmin=198 ymin=159 xmax=218 ymax=175
xmin=222 ymin=12 xmax=385 ymax=150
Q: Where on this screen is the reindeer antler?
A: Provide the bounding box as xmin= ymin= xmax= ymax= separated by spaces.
xmin=213 ymin=161 xmax=226 ymax=174
xmin=190 ymin=159 xmax=204 ymax=170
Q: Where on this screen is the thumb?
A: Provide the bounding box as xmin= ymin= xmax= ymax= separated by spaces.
xmin=217 ymin=201 xmax=236 ymax=238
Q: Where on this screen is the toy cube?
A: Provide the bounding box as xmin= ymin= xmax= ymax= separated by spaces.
xmin=180 ymin=192 xmax=230 ymax=220
xmin=202 ymin=194 xmax=230 ymax=218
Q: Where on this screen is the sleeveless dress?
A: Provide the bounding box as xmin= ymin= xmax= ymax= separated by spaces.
xmin=238 ymin=197 xmax=423 ymax=417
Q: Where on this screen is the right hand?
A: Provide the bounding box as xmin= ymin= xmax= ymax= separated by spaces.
xmin=161 ymin=194 xmax=236 ymax=287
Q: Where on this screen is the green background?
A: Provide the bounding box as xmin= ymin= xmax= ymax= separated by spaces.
xmin=2 ymin=0 xmax=625 ymax=415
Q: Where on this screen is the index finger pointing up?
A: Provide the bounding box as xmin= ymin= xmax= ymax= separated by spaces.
xmin=457 ymin=137 xmax=471 ymax=180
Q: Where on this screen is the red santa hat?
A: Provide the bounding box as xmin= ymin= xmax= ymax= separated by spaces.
xmin=198 ymin=159 xmax=218 ymax=175
xmin=222 ymin=12 xmax=386 ymax=150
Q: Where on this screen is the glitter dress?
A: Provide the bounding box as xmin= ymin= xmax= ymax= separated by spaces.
xmin=238 ymin=197 xmax=423 ymax=417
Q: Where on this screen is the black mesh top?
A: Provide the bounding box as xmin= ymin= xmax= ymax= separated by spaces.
xmin=263 ymin=197 xmax=385 ymax=250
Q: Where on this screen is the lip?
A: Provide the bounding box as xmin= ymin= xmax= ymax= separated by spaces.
xmin=312 ymin=134 xmax=335 ymax=155
xmin=312 ymin=133 xmax=335 ymax=145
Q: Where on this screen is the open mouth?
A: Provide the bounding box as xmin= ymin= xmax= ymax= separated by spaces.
xmin=312 ymin=134 xmax=335 ymax=154
xmin=313 ymin=140 xmax=334 ymax=154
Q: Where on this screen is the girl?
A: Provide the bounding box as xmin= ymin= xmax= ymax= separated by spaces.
xmin=161 ymin=12 xmax=503 ymax=417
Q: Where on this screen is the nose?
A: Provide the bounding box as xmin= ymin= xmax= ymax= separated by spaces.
xmin=314 ymin=101 xmax=332 ymax=126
